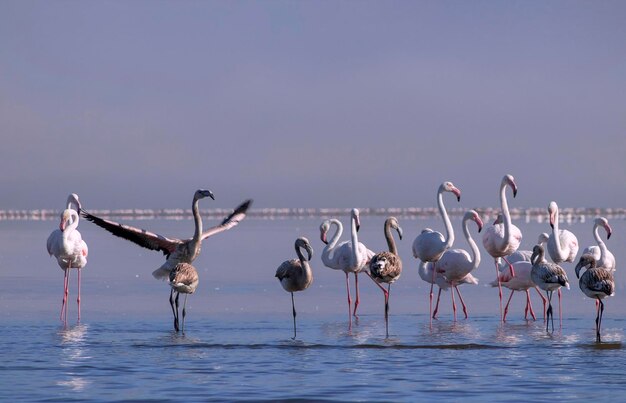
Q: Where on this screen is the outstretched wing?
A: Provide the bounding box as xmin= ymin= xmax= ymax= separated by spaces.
xmin=80 ymin=210 xmax=181 ymax=256
xmin=200 ymin=199 xmax=252 ymax=241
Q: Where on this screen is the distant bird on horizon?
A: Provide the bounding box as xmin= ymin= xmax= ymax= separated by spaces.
xmin=531 ymin=244 xmax=569 ymax=333
xmin=581 ymin=217 xmax=615 ymax=272
xmin=320 ymin=209 xmax=374 ymax=328
xmin=169 ymin=262 xmax=199 ymax=333
xmin=482 ymin=174 xmax=522 ymax=321
xmin=575 ymin=253 xmax=615 ymax=342
xmin=412 ymin=181 xmax=461 ymax=323
xmin=47 ymin=194 xmax=88 ymax=323
xmin=368 ymin=217 xmax=403 ymax=337
xmin=275 ymin=237 xmax=314 ymax=339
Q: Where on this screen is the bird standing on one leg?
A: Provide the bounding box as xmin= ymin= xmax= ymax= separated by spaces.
xmin=169 ymin=262 xmax=199 ymax=334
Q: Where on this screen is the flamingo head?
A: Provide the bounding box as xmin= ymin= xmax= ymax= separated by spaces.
xmin=441 ymin=181 xmax=461 ymax=202
xmin=548 ymin=201 xmax=558 ymax=228
xmin=467 ymin=210 xmax=483 ymax=233
xmin=66 ymin=193 xmax=81 ymax=211
xmin=530 ymin=244 xmax=544 ymax=265
xmin=503 ymin=174 xmax=517 ymax=197
xmin=596 ymin=217 xmax=612 ymax=240
xmin=319 ymin=220 xmax=330 ymax=244
xmin=295 ymin=237 xmax=313 ymax=261
xmin=387 ymin=216 xmax=403 ymax=240
xmin=574 ymin=253 xmax=596 ymax=279
xmin=351 ymin=208 xmax=361 ymax=232
xmin=59 ymin=209 xmax=74 ymax=231
xmin=194 ymin=189 xmax=215 ymax=201
xmin=538 ymin=232 xmax=549 ymax=246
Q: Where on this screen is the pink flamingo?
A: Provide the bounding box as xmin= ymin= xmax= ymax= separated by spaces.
xmin=412 ymin=181 xmax=461 ymax=322
xmin=482 ymin=174 xmax=522 ymax=321
xmin=582 ymin=217 xmax=615 ymax=272
xmin=47 ymin=204 xmax=88 ymax=323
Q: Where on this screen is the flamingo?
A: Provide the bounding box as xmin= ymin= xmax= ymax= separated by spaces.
xmin=493 ymin=215 xmax=548 ymax=265
xmin=482 ymin=174 xmax=522 ymax=321
xmin=581 ymin=217 xmax=615 ymax=272
xmin=419 ymin=261 xmax=478 ymax=319
xmin=319 ymin=209 xmax=374 ymax=326
xmin=412 ymin=181 xmax=461 ymax=322
xmin=433 ymin=210 xmax=483 ymax=321
xmin=81 ymin=190 xmax=251 ymax=279
xmin=47 ymin=206 xmax=89 ymax=323
xmin=275 ymin=237 xmax=314 ymax=339
xmin=368 ymin=217 xmax=403 ymax=337
xmin=575 ymin=254 xmax=615 ymax=342
xmin=546 ymin=201 xmax=579 ymax=264
xmin=530 ymin=245 xmax=569 ymax=332
xmin=169 ymin=262 xmax=199 ymax=333
xmin=492 ymin=260 xmax=547 ymax=322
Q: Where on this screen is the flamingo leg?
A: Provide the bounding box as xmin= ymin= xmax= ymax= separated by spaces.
xmin=432 ymin=288 xmax=443 ymax=319
xmin=64 ymin=268 xmax=71 ymax=324
xmin=384 ymin=284 xmax=391 ymax=338
xmin=596 ymin=298 xmax=604 ymax=343
xmin=429 ymin=263 xmax=435 ymax=325
xmin=181 ymin=294 xmax=188 ymax=334
xmin=77 ymin=268 xmax=81 ymax=322
xmin=558 ymin=287 xmax=563 ymax=328
xmin=455 ymin=286 xmax=469 ymax=319
xmin=174 ymin=292 xmax=181 ymax=332
xmin=503 ymin=289 xmax=515 ymax=322
xmin=525 ymin=290 xmax=537 ymax=321
xmin=60 ymin=268 xmax=69 ymax=323
xmin=450 ymin=284 xmax=457 ymax=321
xmin=494 ymin=260 xmax=503 ymax=321
xmin=291 ymin=292 xmax=297 ymax=340
xmin=534 ymin=286 xmax=547 ymax=320
xmin=353 ymin=272 xmax=360 ymax=318
xmin=169 ymin=289 xmax=179 ymax=332
xmin=503 ymin=256 xmax=516 ymax=277
xmin=546 ymin=291 xmax=554 ymax=332
xmin=345 ymin=273 xmax=352 ymax=328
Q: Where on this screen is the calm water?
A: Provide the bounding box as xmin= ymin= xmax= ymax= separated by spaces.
xmin=1 ymin=214 xmax=626 ymax=401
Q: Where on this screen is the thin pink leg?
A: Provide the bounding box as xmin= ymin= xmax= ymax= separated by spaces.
xmin=345 ymin=273 xmax=352 ymax=328
xmin=432 ymin=288 xmax=442 ymax=319
xmin=495 ymin=261 xmax=503 ymax=321
xmin=455 ymin=286 xmax=469 ymax=319
xmin=429 ymin=263 xmax=435 ymax=325
xmin=64 ymin=268 xmax=71 ymax=324
xmin=503 ymin=256 xmax=516 ymax=277
xmin=525 ymin=290 xmax=537 ymax=321
xmin=534 ymin=286 xmax=547 ymax=321
xmin=60 ymin=269 xmax=69 ymax=322
xmin=77 ymin=269 xmax=81 ymax=322
xmin=558 ymin=287 xmax=563 ymax=327
xmin=503 ymin=289 xmax=515 ymax=322
xmin=353 ymin=272 xmax=360 ymax=318
xmin=450 ymin=285 xmax=457 ymax=321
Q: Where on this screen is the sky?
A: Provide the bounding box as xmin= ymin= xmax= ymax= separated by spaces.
xmin=1 ymin=1 xmax=624 ymax=211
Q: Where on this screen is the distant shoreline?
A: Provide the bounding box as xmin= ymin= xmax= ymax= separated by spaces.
xmin=2 ymin=206 xmax=624 ymax=222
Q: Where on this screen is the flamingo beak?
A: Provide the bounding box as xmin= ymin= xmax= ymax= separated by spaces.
xmin=453 ymin=188 xmax=461 ymax=202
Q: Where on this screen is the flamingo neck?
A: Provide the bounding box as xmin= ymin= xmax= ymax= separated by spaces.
xmin=63 ymin=211 xmax=79 ymax=237
xmin=499 ymin=182 xmax=513 ymax=248
xmin=321 ymin=219 xmax=342 ymax=266
xmin=463 ymin=217 xmax=481 ymax=271
xmin=437 ymin=189 xmax=454 ymax=249
xmin=296 ymin=246 xmax=312 ymax=277
xmin=384 ymin=221 xmax=398 ymax=255
xmin=593 ymin=223 xmax=608 ymax=261
xmin=551 ymin=206 xmax=564 ymax=258
xmin=189 ymin=197 xmax=203 ymax=256
xmin=350 ymin=214 xmax=360 ymax=267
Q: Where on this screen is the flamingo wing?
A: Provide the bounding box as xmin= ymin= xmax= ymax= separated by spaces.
xmin=200 ymin=199 xmax=252 ymax=241
xmin=80 ymin=210 xmax=180 ymax=256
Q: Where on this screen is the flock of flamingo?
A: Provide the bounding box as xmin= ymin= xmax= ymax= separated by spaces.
xmin=46 ymin=174 xmax=616 ymax=342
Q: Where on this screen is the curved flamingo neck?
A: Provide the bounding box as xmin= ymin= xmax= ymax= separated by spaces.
xmin=384 ymin=221 xmax=398 ymax=255
xmin=189 ymin=197 xmax=203 ymax=255
xmin=550 ymin=205 xmax=565 ymax=258
xmin=321 ymin=219 xmax=342 ymax=266
xmin=462 ymin=216 xmax=481 ymax=270
xmin=499 ymin=181 xmax=513 ymax=249
xmin=296 ymin=246 xmax=312 ymax=277
xmin=350 ymin=213 xmax=360 ymax=267
xmin=437 ymin=188 xmax=454 ymax=249
xmin=593 ymin=222 xmax=608 ymax=261
xmin=64 ymin=211 xmax=80 ymax=236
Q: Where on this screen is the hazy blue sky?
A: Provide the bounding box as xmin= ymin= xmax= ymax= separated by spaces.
xmin=1 ymin=1 xmax=624 ymax=210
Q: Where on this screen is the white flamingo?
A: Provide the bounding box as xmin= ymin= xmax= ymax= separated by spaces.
xmin=581 ymin=217 xmax=615 ymax=272
xmin=419 ymin=261 xmax=478 ymax=319
xmin=434 ymin=210 xmax=483 ymax=321
xmin=47 ymin=206 xmax=88 ymax=323
xmin=530 ymin=245 xmax=569 ymax=332
xmin=481 ymin=174 xmax=522 ymax=321
xmin=368 ymin=217 xmax=403 ymax=337
xmin=275 ymin=237 xmax=314 ymax=339
xmin=575 ymin=253 xmax=615 ymax=342
xmin=492 ymin=260 xmax=547 ymax=322
xmin=320 ymin=209 xmax=374 ymax=326
xmin=412 ymin=181 xmax=461 ymax=321
xmin=546 ymin=201 xmax=579 ymax=264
